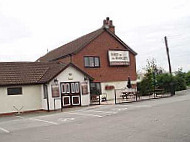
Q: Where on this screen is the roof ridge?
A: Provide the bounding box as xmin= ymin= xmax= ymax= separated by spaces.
xmin=44 ymin=28 xmax=103 ymax=56
xmin=72 ymin=28 xmax=104 ymax=54
xmin=105 ymin=28 xmax=137 ymax=55
xmin=38 ymin=27 xmax=137 ymax=62
xmin=38 ymin=28 xmax=104 ymax=62
xmin=51 ymin=28 xmax=105 ymax=61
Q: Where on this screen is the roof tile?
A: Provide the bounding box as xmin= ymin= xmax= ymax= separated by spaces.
xmin=0 ymin=62 xmax=67 ymax=86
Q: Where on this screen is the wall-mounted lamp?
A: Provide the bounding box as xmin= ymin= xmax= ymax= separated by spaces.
xmin=54 ymin=78 xmax=58 ymax=85
xmin=84 ymin=76 xmax=88 ymax=81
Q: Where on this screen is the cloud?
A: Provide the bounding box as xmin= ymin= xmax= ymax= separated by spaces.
xmin=0 ymin=13 xmax=31 ymax=44
xmin=0 ymin=0 xmax=189 ymax=72
xmin=123 ymin=16 xmax=190 ymax=72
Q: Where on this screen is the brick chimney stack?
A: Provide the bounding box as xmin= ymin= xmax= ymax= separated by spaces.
xmin=103 ymin=17 xmax=115 ymax=33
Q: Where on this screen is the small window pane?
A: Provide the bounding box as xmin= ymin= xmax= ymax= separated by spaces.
xmin=94 ymin=57 xmax=100 ymax=67
xmin=66 ymin=83 xmax=70 ymax=93
xmin=71 ymin=83 xmax=75 ymax=93
xmin=90 ymin=82 xmax=95 ymax=87
xmin=7 ymin=87 xmax=22 ymax=95
xmin=89 ymin=57 xmax=94 ymax=67
xmin=84 ymin=57 xmax=89 ymax=67
xmin=62 ymin=84 xmax=66 ymax=93
xmin=75 ymin=83 xmax=79 ymax=93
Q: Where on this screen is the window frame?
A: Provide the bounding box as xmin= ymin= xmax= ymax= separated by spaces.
xmin=90 ymin=82 xmax=102 ymax=95
xmin=84 ymin=56 xmax=100 ymax=68
xmin=7 ymin=87 xmax=22 ymax=95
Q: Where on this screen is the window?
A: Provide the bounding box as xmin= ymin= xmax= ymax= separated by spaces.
xmin=7 ymin=87 xmax=22 ymax=95
xmin=90 ymin=82 xmax=101 ymax=95
xmin=84 ymin=56 xmax=100 ymax=68
xmin=62 ymin=83 xmax=70 ymax=93
xmin=43 ymin=84 xmax=48 ymax=99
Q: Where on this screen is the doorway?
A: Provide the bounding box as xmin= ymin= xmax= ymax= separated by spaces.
xmin=60 ymin=82 xmax=81 ymax=107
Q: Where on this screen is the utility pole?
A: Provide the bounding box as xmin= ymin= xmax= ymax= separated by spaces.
xmin=164 ymin=36 xmax=172 ymax=74
xmin=164 ymin=36 xmax=175 ymax=95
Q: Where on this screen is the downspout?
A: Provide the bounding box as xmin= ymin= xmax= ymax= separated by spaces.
xmin=45 ymin=84 xmax=50 ymax=112
xmin=47 ymin=91 xmax=50 ymax=112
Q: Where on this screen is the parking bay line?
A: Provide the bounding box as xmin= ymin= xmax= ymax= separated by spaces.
xmin=0 ymin=127 xmax=10 ymax=133
xmin=65 ymin=112 xmax=103 ymax=118
xmin=85 ymin=110 xmax=117 ymax=114
xmin=30 ymin=118 xmax=58 ymax=125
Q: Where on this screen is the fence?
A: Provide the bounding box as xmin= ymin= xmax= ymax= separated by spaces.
xmin=115 ymin=88 xmax=171 ymax=104
xmin=90 ymin=93 xmax=108 ymax=105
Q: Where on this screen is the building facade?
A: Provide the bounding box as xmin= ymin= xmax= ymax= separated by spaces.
xmin=0 ymin=62 xmax=92 ymax=114
xmin=39 ymin=17 xmax=137 ymax=100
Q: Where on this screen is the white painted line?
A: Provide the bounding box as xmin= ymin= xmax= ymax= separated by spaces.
xmin=65 ymin=112 xmax=103 ymax=118
xmin=112 ymin=108 xmax=128 ymax=111
xmin=15 ymin=116 xmax=24 ymax=119
xmin=0 ymin=127 xmax=10 ymax=133
xmin=58 ymin=118 xmax=75 ymax=122
xmin=117 ymin=108 xmax=128 ymax=111
xmin=132 ymin=105 xmax=152 ymax=108
xmin=30 ymin=118 xmax=58 ymax=125
xmin=86 ymin=110 xmax=117 ymax=114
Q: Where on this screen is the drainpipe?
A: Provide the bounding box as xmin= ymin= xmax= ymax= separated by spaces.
xmin=46 ymin=93 xmax=50 ymax=112
xmin=45 ymin=84 xmax=50 ymax=112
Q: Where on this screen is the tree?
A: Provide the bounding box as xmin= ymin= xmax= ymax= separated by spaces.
xmin=185 ymin=71 xmax=190 ymax=86
xmin=138 ymin=59 xmax=163 ymax=95
xmin=138 ymin=59 xmax=187 ymax=96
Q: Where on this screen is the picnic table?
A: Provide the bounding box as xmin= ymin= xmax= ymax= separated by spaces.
xmin=121 ymin=91 xmax=137 ymax=99
xmin=154 ymin=88 xmax=164 ymax=96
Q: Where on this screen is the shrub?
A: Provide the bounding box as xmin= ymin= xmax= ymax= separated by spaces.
xmin=174 ymin=76 xmax=186 ymax=91
xmin=185 ymin=71 xmax=190 ymax=86
xmin=156 ymin=73 xmax=173 ymax=93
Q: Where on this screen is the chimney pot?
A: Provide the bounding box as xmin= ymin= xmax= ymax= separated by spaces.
xmin=102 ymin=17 xmax=115 ymax=33
xmin=109 ymin=20 xmax=113 ymax=26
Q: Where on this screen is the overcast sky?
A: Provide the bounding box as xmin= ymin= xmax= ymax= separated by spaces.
xmin=0 ymin=0 xmax=190 ymax=72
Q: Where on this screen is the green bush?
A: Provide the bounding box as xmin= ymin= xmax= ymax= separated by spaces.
xmin=156 ymin=73 xmax=173 ymax=93
xmin=137 ymin=59 xmax=188 ymax=96
xmin=174 ymin=75 xmax=186 ymax=91
xmin=185 ymin=71 xmax=190 ymax=86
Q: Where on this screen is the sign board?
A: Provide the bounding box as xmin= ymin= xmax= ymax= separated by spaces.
xmin=51 ymin=85 xmax=60 ymax=97
xmin=108 ymin=50 xmax=130 ymax=66
xmin=81 ymin=82 xmax=88 ymax=95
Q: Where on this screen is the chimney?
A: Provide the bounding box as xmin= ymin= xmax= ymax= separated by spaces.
xmin=103 ymin=17 xmax=115 ymax=33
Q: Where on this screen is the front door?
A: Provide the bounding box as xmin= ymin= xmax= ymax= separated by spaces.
xmin=60 ymin=82 xmax=81 ymax=107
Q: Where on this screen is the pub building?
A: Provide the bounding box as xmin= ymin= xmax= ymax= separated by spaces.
xmin=0 ymin=17 xmax=137 ymax=115
xmin=38 ymin=17 xmax=137 ymax=105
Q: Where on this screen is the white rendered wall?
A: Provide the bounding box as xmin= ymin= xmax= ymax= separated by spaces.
xmin=0 ymin=85 xmax=42 ymax=114
xmin=101 ymin=80 xmax=137 ymax=100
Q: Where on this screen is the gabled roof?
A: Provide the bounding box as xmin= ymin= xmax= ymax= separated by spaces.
xmin=38 ymin=28 xmax=137 ymax=62
xmin=0 ymin=62 xmax=93 ymax=86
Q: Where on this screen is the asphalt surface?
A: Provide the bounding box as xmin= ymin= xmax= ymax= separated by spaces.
xmin=0 ymin=90 xmax=190 ymax=142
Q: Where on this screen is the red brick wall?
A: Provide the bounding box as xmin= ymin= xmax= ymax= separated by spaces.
xmin=60 ymin=31 xmax=137 ymax=82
